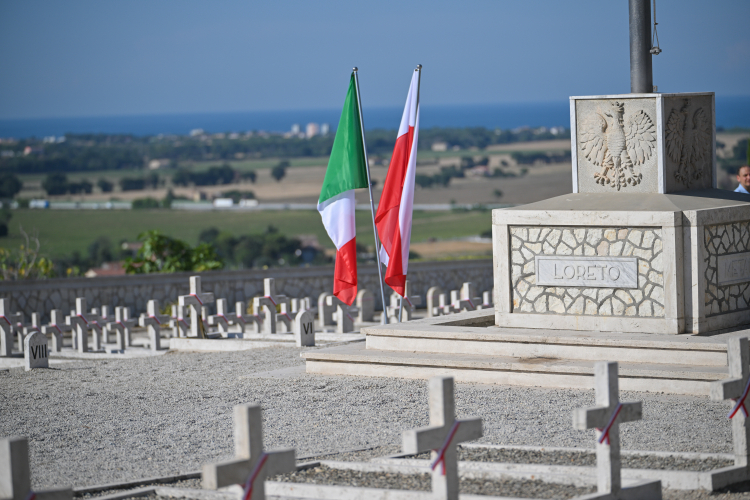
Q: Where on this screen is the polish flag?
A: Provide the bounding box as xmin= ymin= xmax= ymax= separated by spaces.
xmin=375 ymin=70 xmax=420 ymax=297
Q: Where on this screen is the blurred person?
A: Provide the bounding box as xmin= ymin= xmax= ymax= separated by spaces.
xmin=735 ymin=165 xmax=750 ymax=194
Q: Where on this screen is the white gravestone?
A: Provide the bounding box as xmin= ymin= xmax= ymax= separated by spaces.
xmin=317 ymin=292 xmax=334 ymax=328
xmin=479 ymin=291 xmax=493 ymax=309
xmin=276 ymin=302 xmax=294 ymax=333
xmin=139 ymin=300 xmax=169 ymax=351
xmin=170 ymin=304 xmax=190 ymax=338
xmin=11 ymin=313 xmax=25 ymax=352
xmin=208 ymin=298 xmax=235 ymax=337
xmin=388 ymin=281 xmax=422 ymax=322
xmin=23 ymin=331 xmax=48 ymax=371
xmin=0 ymin=299 xmax=14 ymax=357
xmin=67 ymin=298 xmax=94 ymax=353
xmin=18 ymin=313 xmax=41 ymax=353
xmin=293 ymin=310 xmax=315 ymax=347
xmin=178 ymin=276 xmax=214 ymax=338
xmin=440 ymin=293 xmax=454 ymax=316
xmin=326 ymin=295 xmax=354 ymax=334
xmin=105 ymin=307 xmax=133 ymax=352
xmin=233 ymin=301 xmax=262 ymax=335
xmin=402 ymin=376 xmax=482 ymax=500
xmin=91 ymin=306 xmax=111 ymax=344
xmin=355 ymin=289 xmax=374 ymax=323
xmin=113 ymin=307 xmax=137 ymax=348
xmin=253 ymin=278 xmax=289 ymax=335
xmin=41 ymin=310 xmax=70 ymax=352
xmin=0 ymin=436 xmax=72 ymax=500
xmin=709 ymin=336 xmax=750 ymax=488
xmin=426 ymin=286 xmax=442 ymax=317
xmin=202 ymin=404 xmax=295 ymax=500
xmin=573 ymin=362 xmax=661 ymax=499
xmin=85 ymin=307 xmax=105 ymax=352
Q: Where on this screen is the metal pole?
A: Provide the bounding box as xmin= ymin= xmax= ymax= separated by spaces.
xmin=399 ymin=64 xmax=422 ymax=324
xmin=629 ymin=0 xmax=653 ymax=93
xmin=353 ymin=67 xmax=389 ymax=325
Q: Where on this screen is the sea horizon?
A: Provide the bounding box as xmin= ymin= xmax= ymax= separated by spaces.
xmin=1 ymin=96 xmax=749 ymax=139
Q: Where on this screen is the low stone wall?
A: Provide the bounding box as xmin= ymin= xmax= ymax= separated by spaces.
xmin=0 ymin=259 xmax=493 ymax=320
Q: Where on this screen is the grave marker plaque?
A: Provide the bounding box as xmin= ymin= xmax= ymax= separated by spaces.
xmin=23 ymin=331 xmax=48 ymax=371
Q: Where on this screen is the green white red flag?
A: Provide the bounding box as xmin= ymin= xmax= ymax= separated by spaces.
xmin=317 ymin=73 xmax=369 ymax=305
xmin=375 ymin=71 xmax=420 ymax=297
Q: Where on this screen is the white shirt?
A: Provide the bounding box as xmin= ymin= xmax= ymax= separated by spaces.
xmin=736 ymin=184 xmax=750 ymax=194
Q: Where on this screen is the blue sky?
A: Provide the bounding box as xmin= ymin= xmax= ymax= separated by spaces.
xmin=0 ymin=0 xmax=748 ymax=119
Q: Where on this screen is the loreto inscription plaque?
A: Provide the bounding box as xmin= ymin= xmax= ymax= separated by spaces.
xmin=718 ymin=252 xmax=750 ymax=286
xmin=535 ymin=256 xmax=638 ymax=288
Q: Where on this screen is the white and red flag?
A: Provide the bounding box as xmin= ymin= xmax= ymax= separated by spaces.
xmin=375 ymin=70 xmax=420 ymax=297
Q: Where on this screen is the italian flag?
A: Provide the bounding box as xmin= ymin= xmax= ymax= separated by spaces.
xmin=375 ymin=70 xmax=420 ymax=298
xmin=318 ymin=73 xmax=369 ymax=305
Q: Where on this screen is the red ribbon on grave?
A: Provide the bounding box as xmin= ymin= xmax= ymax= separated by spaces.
xmin=77 ymin=314 xmax=89 ymax=325
xmin=431 ymin=421 xmax=460 ymax=476
xmin=597 ymin=403 xmax=623 ymax=445
xmin=242 ymin=452 xmax=268 ymax=500
xmin=0 ymin=315 xmax=10 ymax=325
xmin=264 ymin=295 xmax=277 ymax=306
xmin=149 ymin=315 xmax=161 ymax=325
xmin=404 ymin=296 xmax=413 ymax=308
xmin=26 ymin=490 xmax=36 ymax=500
xmin=190 ymin=293 xmax=203 ymax=305
xmin=728 ymin=377 xmax=750 ymax=419
xmin=49 ymin=323 xmax=62 ymax=333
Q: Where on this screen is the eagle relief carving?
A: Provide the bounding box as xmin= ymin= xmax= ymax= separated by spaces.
xmin=666 ymin=99 xmax=711 ymax=188
xmin=579 ymin=101 xmax=656 ymax=191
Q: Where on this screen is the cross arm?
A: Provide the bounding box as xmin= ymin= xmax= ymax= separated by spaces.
xmin=402 ymin=417 xmax=482 ymax=454
xmin=202 ymin=449 xmax=295 ymax=489
xmin=710 ymin=377 xmax=745 ymax=402
xmin=34 ymin=488 xmax=73 ymax=500
xmin=262 ymin=448 xmax=296 ymax=476
xmin=573 ymin=401 xmax=641 ymax=429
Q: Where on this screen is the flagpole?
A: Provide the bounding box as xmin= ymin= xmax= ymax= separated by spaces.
xmin=398 ymin=64 xmax=422 ymax=324
xmin=353 ymin=67 xmax=389 ymax=325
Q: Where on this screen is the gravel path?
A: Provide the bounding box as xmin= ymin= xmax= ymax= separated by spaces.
xmin=0 ymin=346 xmax=739 ymax=493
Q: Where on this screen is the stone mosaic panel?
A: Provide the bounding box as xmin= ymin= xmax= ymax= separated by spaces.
xmin=704 ymin=221 xmax=750 ymax=317
xmin=510 ymin=227 xmax=664 ymax=317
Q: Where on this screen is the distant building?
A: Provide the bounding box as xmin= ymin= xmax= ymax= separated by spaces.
xmin=431 ymin=142 xmax=448 ymax=152
xmin=23 ymin=146 xmax=43 ymax=156
xmin=306 ymin=123 xmax=319 ymax=138
xmin=320 ymin=123 xmax=330 ymax=135
xmin=189 ymin=129 xmax=205 ymax=137
xmin=291 ymin=124 xmax=300 ymax=134
xmin=85 ymin=261 xmax=126 ymax=278
xmin=148 ymin=159 xmax=171 ymax=170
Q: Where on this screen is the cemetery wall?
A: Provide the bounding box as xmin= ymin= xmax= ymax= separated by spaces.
xmin=0 ymin=259 xmax=493 ymax=319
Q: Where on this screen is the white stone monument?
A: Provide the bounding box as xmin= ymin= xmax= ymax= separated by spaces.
xmin=293 ymin=310 xmax=315 ymax=347
xmin=709 ymin=336 xmax=750 ymax=489
xmin=139 ymin=300 xmax=169 ymax=351
xmin=202 ymin=404 xmax=295 ymax=500
xmin=402 ymin=376 xmax=482 ymax=500
xmin=41 ymin=310 xmax=70 ymax=352
xmin=0 ymin=436 xmax=72 ymax=500
xmin=355 ymin=289 xmax=374 ymax=322
xmin=253 ymin=278 xmax=289 ymax=335
xmin=208 ymin=298 xmax=235 ymax=337
xmin=178 ymin=276 xmax=214 ymax=338
xmin=572 ymin=361 xmax=661 ymax=499
xmin=23 ymin=331 xmax=48 ymax=371
xmin=326 ymin=295 xmax=353 ymax=333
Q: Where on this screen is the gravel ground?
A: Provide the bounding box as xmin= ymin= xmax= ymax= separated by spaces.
xmin=0 ymin=346 xmax=739 ymax=493
xmin=407 ymin=447 xmax=734 ymax=472
xmin=270 ymin=465 xmax=595 ymax=499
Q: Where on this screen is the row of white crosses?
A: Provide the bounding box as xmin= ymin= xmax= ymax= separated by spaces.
xmin=386 ymin=281 xmax=422 ymax=322
xmin=426 ymin=282 xmax=493 ymax=318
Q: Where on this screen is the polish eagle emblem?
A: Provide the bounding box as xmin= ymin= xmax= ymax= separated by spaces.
xmin=666 ymin=99 xmax=711 ymax=188
xmin=579 ymin=101 xmax=656 ymax=191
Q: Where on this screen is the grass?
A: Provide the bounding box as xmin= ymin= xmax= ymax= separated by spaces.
xmin=1 ymin=208 xmax=493 ymax=259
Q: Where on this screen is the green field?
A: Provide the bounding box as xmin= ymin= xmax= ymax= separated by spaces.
xmin=1 ymin=208 xmax=493 ymax=258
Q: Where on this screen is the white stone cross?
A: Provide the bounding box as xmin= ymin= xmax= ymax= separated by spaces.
xmin=326 ymin=295 xmax=353 ymax=333
xmin=317 ymin=292 xmax=334 ymax=328
xmin=573 ymin=361 xmax=661 ymax=499
xmin=105 ymin=307 xmax=132 ymax=352
xmin=24 ymin=331 xmax=48 ymax=371
xmin=41 ymin=310 xmax=70 ymax=352
xmin=178 ymin=276 xmax=214 ymax=338
xmin=232 ymin=301 xmax=262 ymax=335
xmin=426 ymin=286 xmax=442 ymax=318
xmin=355 ymin=289 xmax=374 ymax=322
xmin=478 ymin=291 xmax=493 ymax=310
xmin=709 ymin=336 xmax=750 ymax=488
xmin=208 ymin=298 xmax=235 ymax=337
xmin=276 ymin=302 xmax=296 ymax=333
xmin=402 ymin=376 xmax=482 ymax=500
xmin=253 ymin=278 xmax=289 ymax=335
xmin=202 ymin=404 xmax=295 ymax=500
xmin=440 ymin=292 xmax=455 ymax=315
xmin=0 ymin=299 xmax=14 ymax=356
xmin=85 ymin=307 xmax=105 ymax=351
xmin=0 ymin=436 xmax=72 ymax=500
xmin=67 ymin=298 xmax=96 ymax=353
xmin=14 ymin=313 xmax=40 ymax=354
xmin=388 ymin=281 xmax=422 ymax=322
xmin=91 ymin=306 xmax=111 ymax=344
xmin=169 ymin=304 xmax=190 ymax=338
xmin=139 ymin=300 xmax=169 ymax=351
